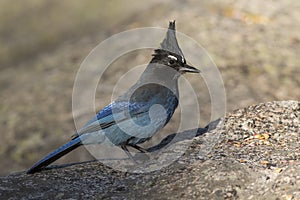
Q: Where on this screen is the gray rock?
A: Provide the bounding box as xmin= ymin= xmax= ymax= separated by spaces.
xmin=0 ymin=100 xmax=299 ymax=199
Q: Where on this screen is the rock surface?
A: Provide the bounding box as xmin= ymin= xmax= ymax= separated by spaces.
xmin=2 ymin=0 xmax=300 ymax=175
xmin=1 ymin=100 xmax=299 ymax=199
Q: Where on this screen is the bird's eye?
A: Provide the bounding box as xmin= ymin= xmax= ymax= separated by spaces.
xmin=169 ymin=59 xmax=175 ymax=65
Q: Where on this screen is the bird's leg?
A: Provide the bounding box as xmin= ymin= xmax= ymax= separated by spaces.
xmin=128 ymin=144 xmax=148 ymax=153
xmin=121 ymin=145 xmax=137 ymax=164
xmin=129 ymin=144 xmax=151 ymax=162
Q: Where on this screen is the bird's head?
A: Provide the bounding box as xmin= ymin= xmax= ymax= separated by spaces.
xmin=151 ymin=49 xmax=200 ymax=74
xmin=149 ymin=20 xmax=200 ymax=75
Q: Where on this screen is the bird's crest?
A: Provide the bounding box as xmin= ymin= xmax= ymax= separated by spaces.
xmin=160 ymin=20 xmax=184 ymax=58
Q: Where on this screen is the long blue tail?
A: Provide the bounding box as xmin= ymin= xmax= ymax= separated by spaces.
xmin=27 ymin=137 xmax=82 ymax=174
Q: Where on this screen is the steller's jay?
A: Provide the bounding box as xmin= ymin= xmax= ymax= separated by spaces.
xmin=27 ymin=21 xmax=200 ymax=174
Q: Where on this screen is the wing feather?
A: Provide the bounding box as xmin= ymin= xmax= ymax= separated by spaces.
xmin=72 ymin=101 xmax=150 ymax=138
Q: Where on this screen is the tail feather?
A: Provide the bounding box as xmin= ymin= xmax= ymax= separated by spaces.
xmin=27 ymin=137 xmax=82 ymax=174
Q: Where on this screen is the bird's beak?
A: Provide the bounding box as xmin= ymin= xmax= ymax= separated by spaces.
xmin=180 ymin=64 xmax=201 ymax=73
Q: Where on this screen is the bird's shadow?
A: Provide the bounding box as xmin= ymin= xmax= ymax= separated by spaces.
xmin=35 ymin=119 xmax=221 ymax=172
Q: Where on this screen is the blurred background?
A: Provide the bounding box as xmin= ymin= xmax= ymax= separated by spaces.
xmin=0 ymin=0 xmax=299 ymax=176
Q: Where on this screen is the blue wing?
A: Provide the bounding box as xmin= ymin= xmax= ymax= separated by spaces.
xmin=73 ymin=101 xmax=150 ymax=137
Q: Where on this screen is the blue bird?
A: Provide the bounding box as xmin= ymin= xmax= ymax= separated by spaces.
xmin=27 ymin=21 xmax=200 ymax=174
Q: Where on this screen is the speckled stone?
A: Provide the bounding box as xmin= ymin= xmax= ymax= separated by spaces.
xmin=0 ymin=101 xmax=299 ymax=199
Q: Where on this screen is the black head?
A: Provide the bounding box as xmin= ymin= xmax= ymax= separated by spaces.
xmin=150 ymin=49 xmax=200 ymax=74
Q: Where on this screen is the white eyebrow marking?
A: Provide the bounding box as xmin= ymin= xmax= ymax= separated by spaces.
xmin=168 ymin=55 xmax=178 ymax=60
xmin=181 ymin=56 xmax=185 ymax=63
